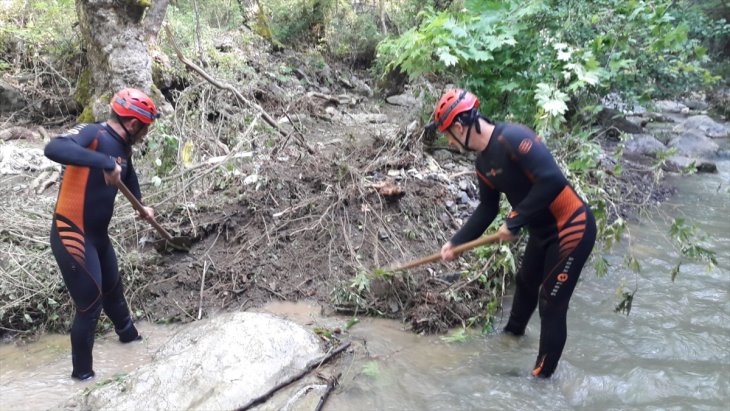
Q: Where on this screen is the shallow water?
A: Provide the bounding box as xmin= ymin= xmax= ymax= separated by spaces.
xmin=1 ymin=161 xmax=728 ymax=410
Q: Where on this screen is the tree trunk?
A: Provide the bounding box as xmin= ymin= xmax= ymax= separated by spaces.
xmin=76 ymin=0 xmax=160 ymax=120
xmin=144 ymin=0 xmax=171 ymax=44
xmin=378 ymin=0 xmax=387 ymax=34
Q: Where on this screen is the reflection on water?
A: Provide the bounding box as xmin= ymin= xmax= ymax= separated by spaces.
xmin=0 ymin=322 xmax=180 ymax=410
xmin=1 ymin=162 xmax=728 ymax=411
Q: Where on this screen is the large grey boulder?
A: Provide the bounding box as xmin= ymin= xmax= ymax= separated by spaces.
xmin=673 ymin=115 xmax=730 ymax=139
xmin=654 ymin=100 xmax=689 ymax=114
xmin=623 ymin=134 xmax=667 ymax=157
xmin=0 ymin=80 xmax=27 ymax=113
xmin=668 ymin=130 xmax=720 ymax=158
xmin=75 ymin=312 xmax=323 ymax=411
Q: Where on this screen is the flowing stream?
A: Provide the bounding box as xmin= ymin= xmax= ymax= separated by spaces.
xmin=1 ymin=160 xmax=727 ymax=410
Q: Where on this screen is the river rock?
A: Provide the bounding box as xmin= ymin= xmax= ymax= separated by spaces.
xmin=597 ymin=108 xmax=643 ymax=134
xmin=385 ymin=94 xmax=419 ymax=107
xmin=0 ymin=80 xmax=27 ymax=113
xmin=623 ymin=134 xmax=667 ymax=157
xmin=673 ymin=115 xmax=730 ymax=139
xmin=73 ymin=312 xmax=323 ymax=411
xmin=654 ymin=100 xmax=689 ymax=113
xmin=663 ymin=156 xmax=718 ymax=174
xmin=668 ymin=130 xmax=720 ymax=157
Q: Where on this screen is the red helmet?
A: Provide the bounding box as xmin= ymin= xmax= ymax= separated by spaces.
xmin=430 ymin=89 xmax=479 ymax=132
xmin=110 ymin=88 xmax=160 ymax=124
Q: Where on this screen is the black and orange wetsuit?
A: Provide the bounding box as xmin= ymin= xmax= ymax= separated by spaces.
xmin=450 ymin=122 xmax=596 ymax=378
xmin=45 ymin=122 xmax=142 ymax=380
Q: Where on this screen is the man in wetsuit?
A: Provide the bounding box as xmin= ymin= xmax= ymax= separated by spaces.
xmin=431 ymin=89 xmax=596 ymax=378
xmin=44 ymin=88 xmax=159 ymax=380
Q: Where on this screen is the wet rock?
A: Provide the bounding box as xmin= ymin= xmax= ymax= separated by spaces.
xmin=350 ymin=76 xmax=373 ymax=97
xmin=0 ymin=80 xmax=27 ymax=113
xmin=623 ymin=134 xmax=667 ymax=157
xmin=597 ymin=108 xmax=643 ymax=134
xmin=458 ymin=191 xmax=470 ymax=204
xmin=668 ymin=130 xmax=720 ymax=157
xmin=654 ymin=100 xmax=688 ymax=113
xmin=385 ymin=94 xmax=419 ymax=107
xmin=673 ymin=115 xmax=730 ymax=139
xmin=663 ymin=156 xmax=718 ymax=174
xmin=696 ymin=162 xmax=718 ymax=173
xmin=71 ymin=312 xmax=322 ymax=411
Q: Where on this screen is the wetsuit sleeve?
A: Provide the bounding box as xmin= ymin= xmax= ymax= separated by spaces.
xmin=450 ymin=177 xmax=500 ymax=245
xmin=499 ymin=126 xmax=566 ymax=233
xmin=123 ymin=155 xmax=143 ymax=202
xmin=44 ymin=124 xmax=117 ymax=170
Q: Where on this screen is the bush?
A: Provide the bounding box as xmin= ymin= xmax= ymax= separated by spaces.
xmin=0 ymin=0 xmax=79 ymax=73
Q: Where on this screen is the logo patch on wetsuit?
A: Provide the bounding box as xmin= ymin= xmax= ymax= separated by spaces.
xmin=551 ymin=257 xmax=574 ymax=296
xmin=62 ymin=124 xmax=86 ymax=136
xmin=518 ymin=139 xmax=533 ymax=154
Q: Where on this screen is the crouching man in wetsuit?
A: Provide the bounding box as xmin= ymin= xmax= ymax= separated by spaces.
xmin=44 ymin=88 xmax=159 ymax=380
xmin=431 ymin=89 xmax=597 ymax=378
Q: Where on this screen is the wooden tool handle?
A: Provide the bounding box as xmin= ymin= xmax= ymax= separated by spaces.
xmin=389 ymin=233 xmax=502 ymax=272
xmin=116 ymin=181 xmax=174 ymax=242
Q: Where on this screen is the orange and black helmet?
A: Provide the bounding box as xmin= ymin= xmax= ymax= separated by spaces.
xmin=427 ymin=89 xmax=479 ymax=132
xmin=110 ymin=88 xmax=160 ymax=124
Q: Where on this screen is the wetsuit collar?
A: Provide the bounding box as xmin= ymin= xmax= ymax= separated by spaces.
xmin=102 ymin=122 xmax=130 ymax=147
xmin=482 ymin=122 xmax=504 ymax=152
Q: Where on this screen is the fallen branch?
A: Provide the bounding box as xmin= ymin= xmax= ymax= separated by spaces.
xmin=315 ymin=372 xmax=341 ymax=411
xmin=236 ymin=340 xmax=351 ymax=410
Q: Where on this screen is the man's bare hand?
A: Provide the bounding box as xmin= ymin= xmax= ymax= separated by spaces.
xmin=104 ymin=163 xmax=122 ymax=187
xmin=137 ymin=206 xmax=154 ymax=222
xmin=497 ymin=223 xmax=518 ymax=242
xmin=441 ymin=241 xmax=459 ymax=261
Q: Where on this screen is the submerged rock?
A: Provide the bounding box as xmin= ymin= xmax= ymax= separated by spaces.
xmin=69 ymin=312 xmax=322 ymax=411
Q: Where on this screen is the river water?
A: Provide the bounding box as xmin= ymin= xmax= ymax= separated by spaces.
xmin=1 ymin=161 xmax=727 ymax=410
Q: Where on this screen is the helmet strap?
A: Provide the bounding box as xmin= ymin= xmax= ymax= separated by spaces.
xmin=119 ymin=120 xmax=132 ymax=143
xmin=464 ymin=122 xmax=474 ymax=151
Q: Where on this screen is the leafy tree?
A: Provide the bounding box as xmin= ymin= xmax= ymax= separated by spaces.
xmin=376 ymin=0 xmax=720 ymax=134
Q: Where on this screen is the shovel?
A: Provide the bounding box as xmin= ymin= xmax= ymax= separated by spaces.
xmin=116 ymin=180 xmax=192 ymax=253
xmin=387 ymin=233 xmax=502 ymax=272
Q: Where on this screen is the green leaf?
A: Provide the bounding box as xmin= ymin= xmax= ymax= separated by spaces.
xmin=345 ymin=317 xmax=360 ymax=330
xmin=437 ymin=48 xmax=459 ymax=66
xmin=362 ymin=361 xmax=380 ymax=379
xmin=594 ymin=257 xmax=609 ymax=277
xmin=441 ymin=328 xmax=467 ymax=343
xmin=670 ymin=263 xmax=681 ymax=282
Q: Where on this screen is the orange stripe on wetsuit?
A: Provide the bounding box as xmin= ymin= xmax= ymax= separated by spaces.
xmin=54 ymin=139 xmax=98 ymax=263
xmin=549 ymin=186 xmax=586 ymax=259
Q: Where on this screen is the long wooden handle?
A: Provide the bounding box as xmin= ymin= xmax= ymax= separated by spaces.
xmin=116 ymin=181 xmax=174 ymax=242
xmin=389 ymin=233 xmax=502 ymax=272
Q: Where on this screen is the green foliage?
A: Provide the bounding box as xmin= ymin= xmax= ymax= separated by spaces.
xmin=668 ymin=218 xmax=718 ymax=279
xmin=351 ymin=271 xmax=371 ymax=292
xmin=324 ymin=7 xmax=383 ymax=65
xmin=441 ymin=327 xmax=468 ymax=343
xmin=376 ymin=0 xmax=720 ymax=133
xmin=0 ymin=0 xmax=80 ymax=71
xmin=144 ymin=120 xmax=180 ymax=179
xmin=266 ymin=0 xmax=334 ymax=45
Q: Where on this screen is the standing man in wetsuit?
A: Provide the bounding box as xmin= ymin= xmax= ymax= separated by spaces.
xmin=44 ymin=88 xmax=159 ymax=381
xmin=430 ymin=89 xmax=596 ymax=378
